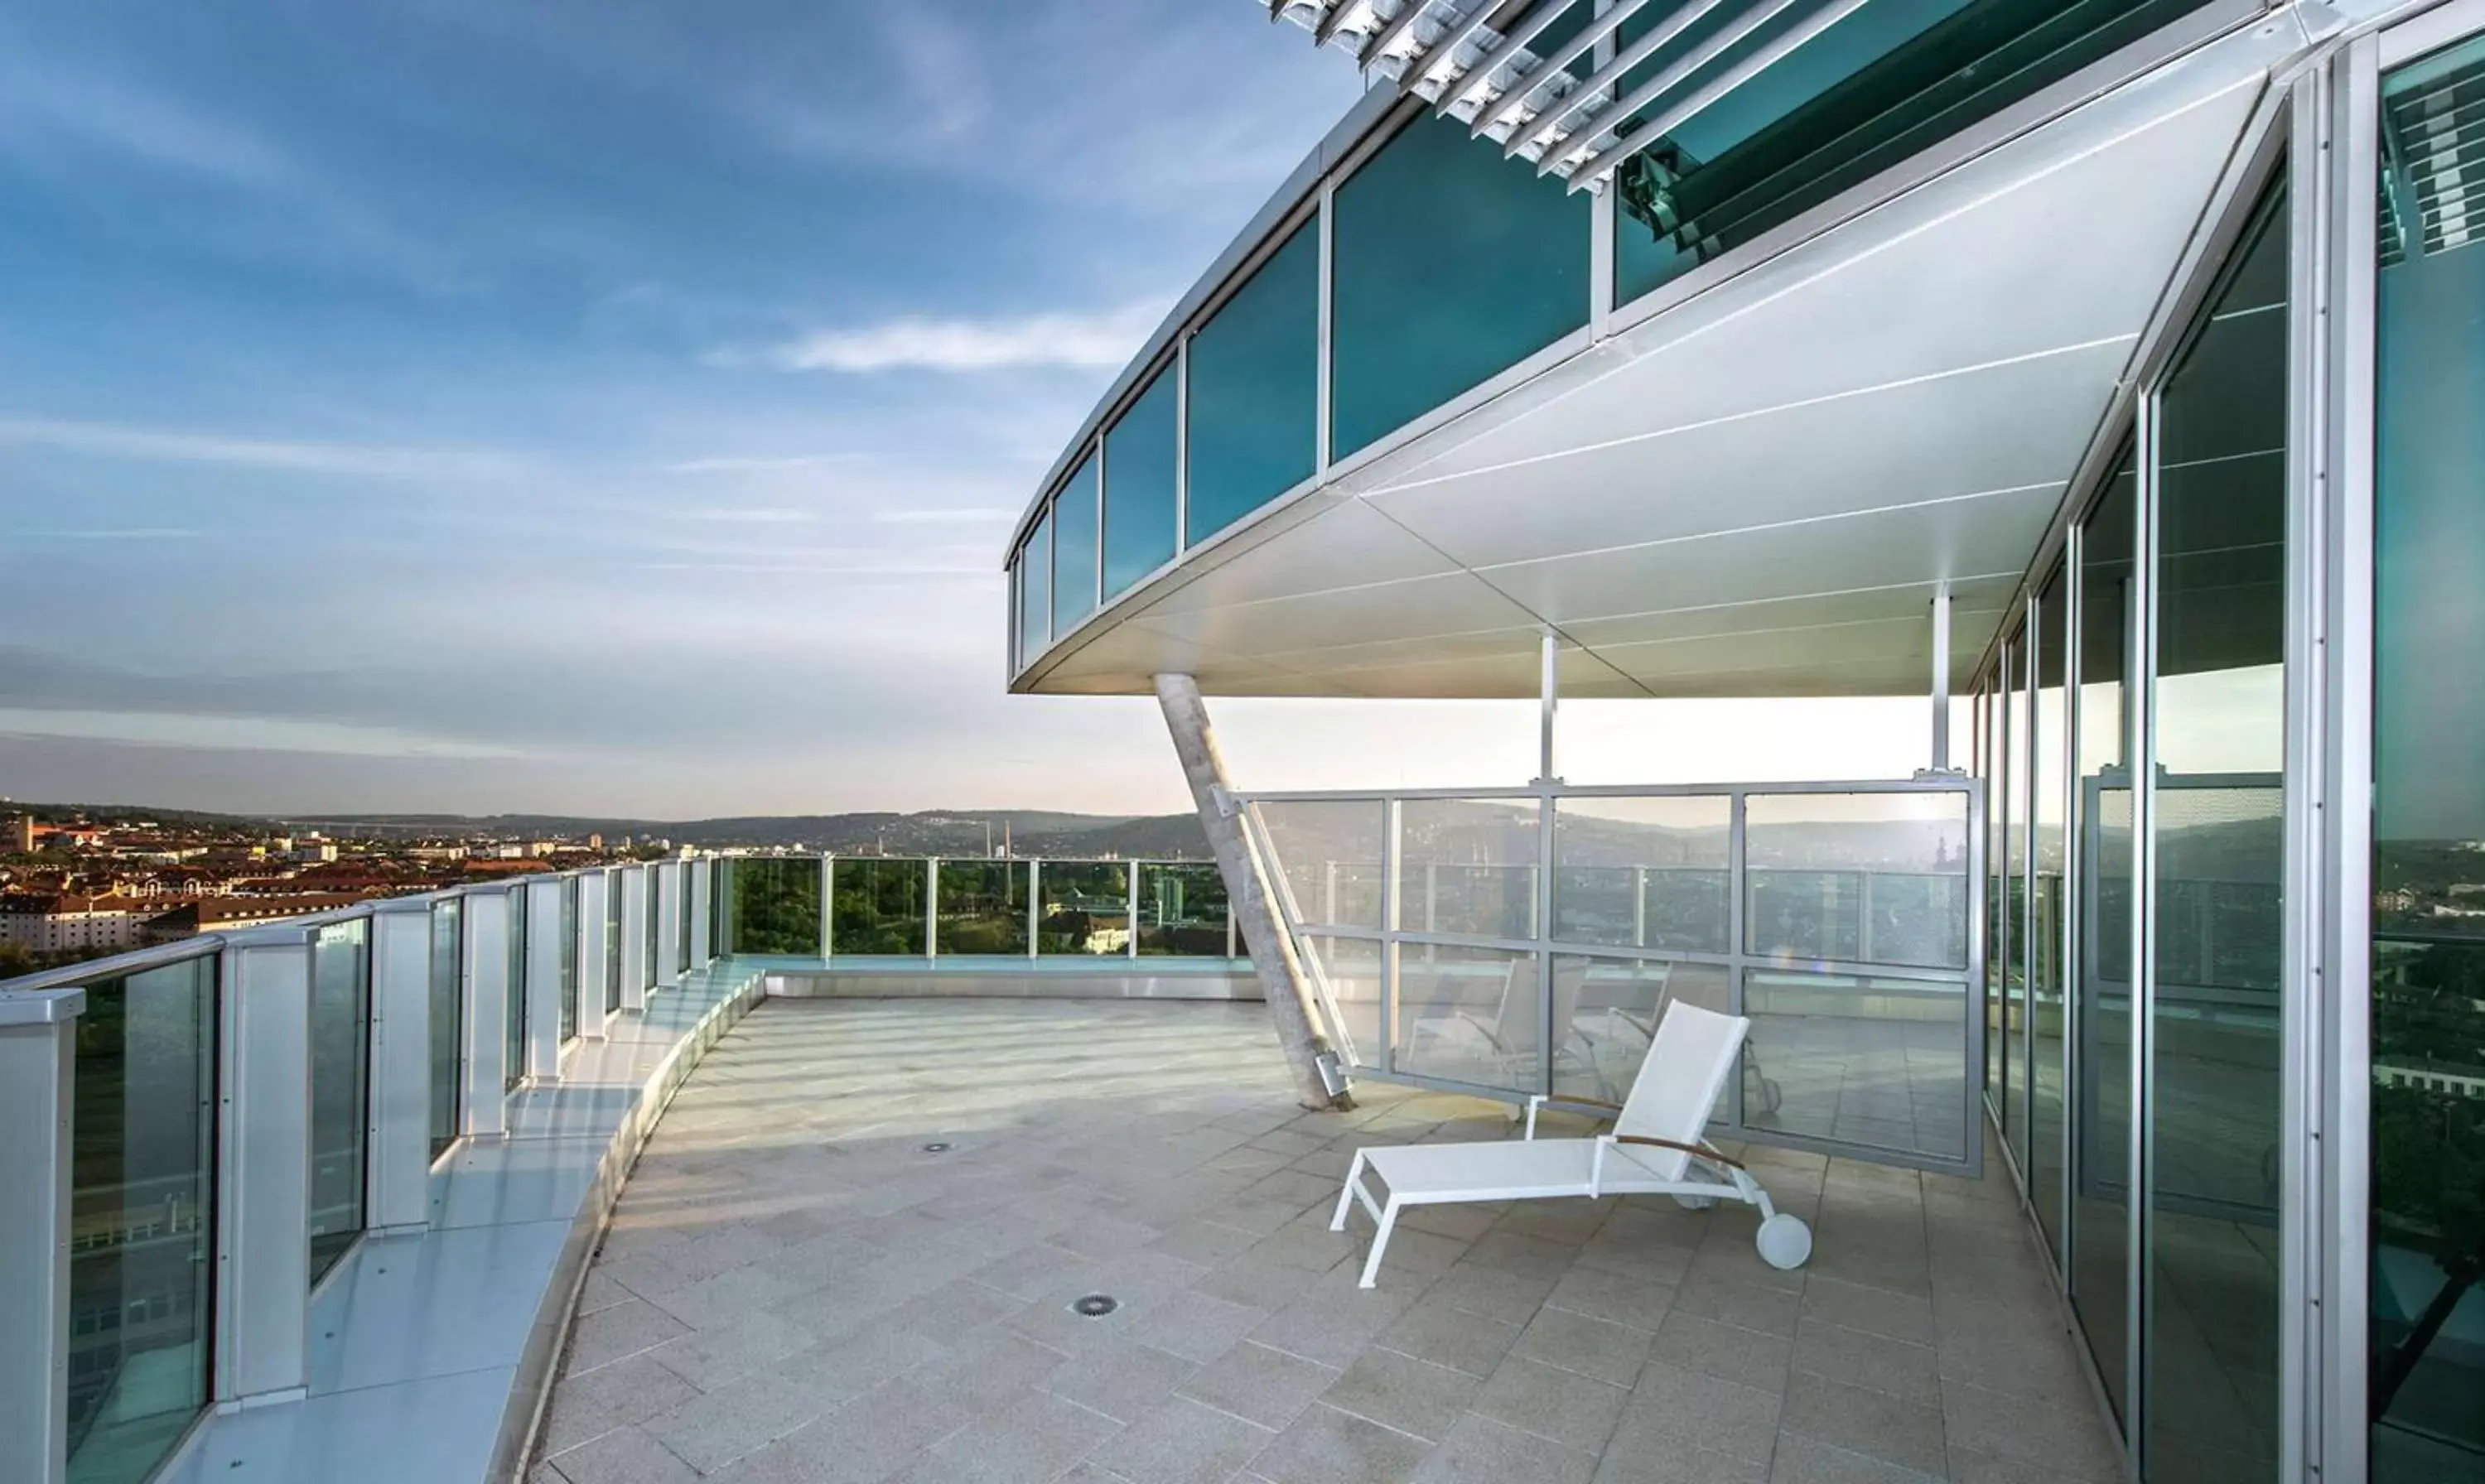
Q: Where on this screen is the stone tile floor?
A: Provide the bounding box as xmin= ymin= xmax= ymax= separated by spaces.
xmin=533 ymin=999 xmax=2121 ymax=1484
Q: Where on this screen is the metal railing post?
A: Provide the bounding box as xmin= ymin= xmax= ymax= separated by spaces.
xmin=616 ymin=866 xmax=647 ymax=1013
xmin=463 ymin=890 xmax=510 ymax=1139
xmin=1127 ymin=861 xmax=1140 ymax=958
xmin=217 ymin=933 xmax=313 ymax=1404
xmin=0 ymin=987 xmax=83 ymax=1484
xmin=821 ymin=855 xmax=836 ymax=961
xmin=654 ymin=864 xmax=683 ymax=990
xmin=367 ymin=902 xmax=433 ymax=1234
xmin=524 ymin=878 xmax=564 ymax=1082
xmin=1027 ymin=858 xmax=1040 ymax=960
xmin=925 ymin=858 xmax=940 ymax=960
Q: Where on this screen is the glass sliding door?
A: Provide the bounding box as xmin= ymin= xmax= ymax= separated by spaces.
xmin=2145 ymin=181 xmax=2288 ymax=1483
xmin=2004 ymin=629 xmax=2029 ymax=1175
xmin=2033 ymin=563 xmax=2070 ymax=1260
xmin=2371 ymin=34 xmax=2485 ymax=1477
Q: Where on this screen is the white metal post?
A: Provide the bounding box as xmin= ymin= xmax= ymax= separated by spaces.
xmin=688 ymin=858 xmax=712 ymax=968
xmin=616 ymin=866 xmax=646 ymax=1013
xmin=0 ymin=988 xmax=82 ymax=1484
xmin=463 ymin=890 xmax=510 ymax=1139
xmin=1027 ymin=858 xmax=1040 ymax=961
xmin=366 ymin=902 xmax=432 ymax=1235
xmin=925 ymin=858 xmax=940 ymax=960
xmin=524 ymin=878 xmax=563 ymax=1082
xmin=820 ymin=855 xmax=835 ymax=960
xmin=218 ymin=935 xmax=313 ymax=1405
xmin=1537 ymin=631 xmax=1561 ymax=784
xmin=1931 ymin=581 xmax=1954 ymax=771
xmin=577 ymin=870 xmax=609 ymax=1041
xmin=1127 ymin=860 xmax=1140 ymax=958
xmin=654 ymin=864 xmax=683 ymax=990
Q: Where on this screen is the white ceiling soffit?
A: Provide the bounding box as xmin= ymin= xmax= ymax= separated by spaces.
xmin=1021 ymin=24 xmax=2276 ymax=701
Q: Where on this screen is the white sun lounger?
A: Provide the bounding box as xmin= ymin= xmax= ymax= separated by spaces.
xmin=1329 ymin=1000 xmax=1813 ymax=1288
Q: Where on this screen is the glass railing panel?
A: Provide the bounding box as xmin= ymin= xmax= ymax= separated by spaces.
xmin=733 ymin=857 xmax=824 ymax=956
xmin=557 ymin=877 xmax=580 ymax=1043
xmin=605 ymin=872 xmax=624 ymax=1011
xmin=1185 ymin=219 xmax=1319 ymax=548
xmin=1103 ymin=364 xmax=1179 ymax=600
xmin=1741 ymin=966 xmax=1968 ymax=1159
xmin=1400 ymin=797 xmax=1541 ymax=939
xmin=939 ymin=860 xmax=1031 ymax=956
xmin=1036 ymin=861 xmax=1129 ymax=955
xmin=1550 ymin=954 xmax=1731 ymax=1106
xmin=1332 ymin=110 xmax=1590 ymax=460
xmin=1255 ymin=800 xmax=1386 ymax=930
xmin=1614 ymin=0 xmax=2205 ymax=306
xmin=676 ymin=870 xmax=693 ymax=974
xmin=832 ymin=858 xmax=928 ymax=955
xmin=308 ymin=918 xmax=371 ymax=1285
xmin=1302 ymin=934 xmax=1381 ymax=1072
xmin=1051 ymin=450 xmax=1100 ymax=637
xmin=642 ymin=870 xmax=659 ymax=991
xmin=428 ymin=899 xmax=462 ymax=1162
xmin=1552 ymin=795 xmax=1731 ymax=952
xmin=1137 ymin=862 xmax=1230 ymax=956
xmin=1744 ymin=791 xmax=1970 ymax=970
xmin=1397 ymin=943 xmax=1542 ymax=1092
xmin=65 ymin=953 xmax=215 ymax=1484
xmin=507 ymin=887 xmax=529 ymax=1090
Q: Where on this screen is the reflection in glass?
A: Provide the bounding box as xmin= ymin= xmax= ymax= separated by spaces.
xmin=557 ymin=876 xmax=580 ymax=1043
xmin=1551 ymin=956 xmax=1731 ymax=1106
xmin=2073 ymin=442 xmax=2137 ymax=1424
xmin=2147 ymin=181 xmax=2286 ymax=1482
xmin=1332 ymin=111 xmax=1588 ymax=460
xmin=66 ymin=956 xmax=215 ymax=1484
xmin=507 ymin=886 xmax=528 ymax=1090
xmin=308 ymin=919 xmax=371 ymax=1285
xmin=1051 ymin=450 xmax=1099 ymax=637
xmin=1983 ymin=674 xmax=2006 ymax=1109
xmin=1744 ymin=793 xmax=1968 ymax=970
xmin=1552 ymin=796 xmax=1730 ymax=953
xmin=1397 ymin=944 xmax=1542 ymax=1092
xmin=606 ymin=871 xmax=623 ymax=1012
xmin=1255 ymin=800 xmax=1386 ymax=929
xmin=642 ymin=870 xmax=659 ymax=991
xmin=832 ymin=858 xmax=928 ymax=955
xmin=1104 ymin=365 xmax=1179 ymax=600
xmin=428 ymin=899 xmax=462 ymax=1162
xmin=733 ymin=857 xmax=823 ymax=956
xmin=1743 ymin=967 xmax=1966 ymax=1159
xmin=2033 ymin=563 xmax=2069 ymax=1259
xmin=939 ymin=860 xmax=1030 ymax=955
xmin=1400 ymin=799 xmax=1539 ymax=940
xmin=1185 ymin=221 xmax=1319 ymax=546
xmin=2372 ymin=44 xmax=2485 ymax=1474
xmin=1137 ymin=863 xmax=1229 ymax=956
xmin=677 ymin=870 xmax=693 ymax=974
xmin=1036 ymin=861 xmax=1128 ymax=955
xmin=2004 ymin=634 xmax=2029 ymax=1175
xmin=1017 ymin=512 xmax=1053 ymax=672
xmin=1303 ymin=935 xmax=1381 ymax=1071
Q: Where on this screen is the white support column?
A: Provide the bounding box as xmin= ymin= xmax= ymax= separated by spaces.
xmin=217 ymin=935 xmax=313 ymax=1406
xmin=1126 ymin=860 xmax=1140 ymax=958
xmin=616 ymin=865 xmax=647 ymax=1013
xmin=819 ymin=855 xmax=835 ymax=960
xmin=463 ymin=890 xmax=510 ymax=1139
xmin=1930 ymin=580 xmax=1954 ymax=772
xmin=577 ymin=870 xmax=610 ymax=1041
xmin=924 ymin=858 xmax=940 ymax=960
xmin=524 ymin=878 xmax=563 ymax=1082
xmin=1156 ymin=672 xmax=1346 ymax=1110
xmin=688 ymin=858 xmax=712 ymax=967
xmin=1026 ymin=859 xmax=1040 ymax=961
xmin=655 ymin=864 xmax=683 ymax=990
xmin=366 ymin=902 xmax=433 ymax=1235
xmin=0 ymin=988 xmax=81 ymax=1484
xmin=1536 ymin=631 xmax=1562 ymax=784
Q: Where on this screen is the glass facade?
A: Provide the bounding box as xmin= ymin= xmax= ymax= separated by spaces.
xmin=307 ymin=918 xmax=371 ymax=1286
xmin=1332 ymin=110 xmax=1590 ymax=460
xmin=428 ymin=899 xmax=462 ymax=1162
xmin=1137 ymin=863 xmax=1229 ymax=956
xmin=936 ymin=860 xmax=1030 ymax=955
xmin=733 ymin=856 xmax=823 ymax=956
xmin=1036 ymin=861 xmax=1129 ymax=955
xmin=1399 ymin=799 xmax=1539 ymax=940
xmin=2032 ymin=561 xmax=2069 ymax=1258
xmin=2371 ymin=36 xmax=2485 ymax=1477
xmin=1103 ymin=364 xmax=1179 ymax=600
xmin=65 ymin=955 xmax=215 ymax=1484
xmin=1184 ymin=219 xmax=1319 ymax=547
xmin=1017 ymin=511 xmax=1052 ymax=672
xmin=1050 ymin=450 xmax=1099 ymax=638
xmin=1551 ymin=796 xmax=1731 ymax=953
xmin=832 ymin=858 xmax=929 ymax=955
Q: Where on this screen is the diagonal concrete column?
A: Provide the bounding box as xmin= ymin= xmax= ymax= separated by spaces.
xmin=1156 ymin=672 xmax=1349 ymax=1111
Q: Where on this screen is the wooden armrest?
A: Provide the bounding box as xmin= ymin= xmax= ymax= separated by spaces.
xmin=1613 ymin=1135 xmax=1745 ymax=1171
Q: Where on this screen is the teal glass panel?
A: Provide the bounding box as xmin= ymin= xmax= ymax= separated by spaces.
xmin=937 ymin=860 xmax=1030 ymax=955
xmin=2147 ymin=181 xmax=2285 ymax=1483
xmin=1036 ymin=861 xmax=1130 ymax=955
xmin=1185 ymin=221 xmax=1319 ymax=545
xmin=67 ymin=955 xmax=215 ymax=1484
xmin=1333 ymin=111 xmax=1589 ymax=460
xmin=1017 ymin=513 xmax=1052 ymax=672
xmin=506 ymin=886 xmax=528 ymax=1089
xmin=833 ymin=858 xmax=928 ymax=955
xmin=308 ymin=918 xmax=371 ymax=1285
xmin=1051 ymin=452 xmax=1098 ymax=637
xmin=2372 ymin=37 xmax=2485 ymax=1478
xmin=557 ymin=877 xmax=579 ymax=1043
xmin=734 ymin=857 xmax=822 ymax=956
xmin=428 ymin=899 xmax=462 ymax=1161
xmin=1614 ymin=0 xmax=2207 ymax=305
xmin=1103 ymin=367 xmax=1179 ymax=600
xmin=1137 ymin=863 xmax=1229 ymax=956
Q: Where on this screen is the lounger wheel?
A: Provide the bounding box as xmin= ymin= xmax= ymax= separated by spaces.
xmin=1672 ymin=1193 xmax=1716 ymax=1211
xmin=1755 ymin=1212 xmax=1812 ymax=1270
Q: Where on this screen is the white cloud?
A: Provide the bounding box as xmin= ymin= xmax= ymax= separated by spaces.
xmin=0 ymin=416 xmax=521 ymax=480
xmin=728 ymin=301 xmax=1168 ymax=374
xmin=872 ymin=507 xmax=1014 ymax=526
xmin=15 ymin=528 xmax=203 ymax=541
xmin=663 ymin=453 xmax=870 ymax=474
xmin=675 ymin=507 xmax=817 ymax=523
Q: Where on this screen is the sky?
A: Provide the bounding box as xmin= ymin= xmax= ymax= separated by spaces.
xmin=0 ymin=0 xmax=1947 ymax=820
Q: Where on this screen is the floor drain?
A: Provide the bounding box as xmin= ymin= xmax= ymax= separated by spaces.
xmin=921 ymin=1141 xmax=953 ymax=1154
xmin=1071 ymin=1294 xmax=1118 ymax=1318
